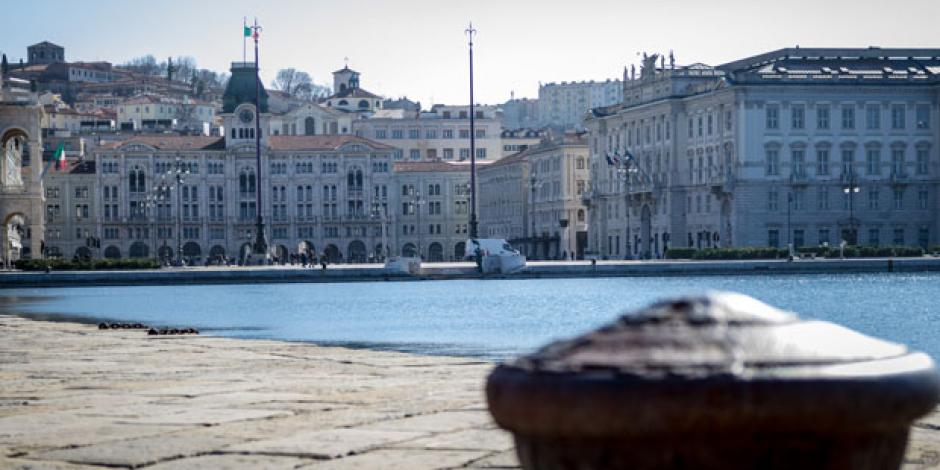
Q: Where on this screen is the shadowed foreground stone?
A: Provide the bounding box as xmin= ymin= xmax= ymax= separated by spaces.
xmin=487 ymin=292 xmax=940 ymax=470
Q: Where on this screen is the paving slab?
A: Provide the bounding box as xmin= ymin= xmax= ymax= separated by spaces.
xmin=145 ymin=454 xmax=315 ymax=470
xmin=32 ymin=435 xmax=231 ymax=468
xmin=300 ymin=448 xmax=491 ymax=469
xmin=226 ymin=428 xmax=426 ymax=459
xmin=390 ymin=428 xmax=515 ymax=452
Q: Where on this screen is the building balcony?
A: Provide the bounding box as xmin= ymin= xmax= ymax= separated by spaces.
xmin=890 ymin=172 xmax=910 ymax=186
xmin=789 ymin=172 xmax=810 ymax=185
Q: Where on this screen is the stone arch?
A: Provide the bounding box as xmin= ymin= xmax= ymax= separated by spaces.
xmin=209 ymin=245 xmax=226 ymax=258
xmin=402 ymin=243 xmax=417 ymax=258
xmin=104 ymin=245 xmax=121 ymax=259
xmin=158 ymin=245 xmax=173 ymax=261
xmin=74 ymin=246 xmax=91 ymax=260
xmin=347 ymin=240 xmax=366 ymax=263
xmin=182 ymin=241 xmax=202 ymax=258
xmin=129 ymin=241 xmax=149 ymax=258
xmin=324 ymin=244 xmax=342 ymax=263
xmin=454 ymin=241 xmax=466 ymax=260
xmin=275 ymin=244 xmax=289 ymax=263
xmin=298 ymin=241 xmax=315 ymax=256
xmin=427 ymin=242 xmax=443 ymax=262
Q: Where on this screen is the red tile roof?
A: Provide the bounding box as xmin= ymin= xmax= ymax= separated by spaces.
xmin=267 ymin=135 xmax=393 ymax=151
xmin=393 ymin=161 xmax=491 ymax=173
xmin=100 ymin=136 xmax=224 ymax=151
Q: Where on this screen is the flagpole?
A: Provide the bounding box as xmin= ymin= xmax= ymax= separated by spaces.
xmin=243 ymin=17 xmax=247 ymax=63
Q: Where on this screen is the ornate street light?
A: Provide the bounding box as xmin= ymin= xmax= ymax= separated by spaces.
xmin=842 ymin=173 xmax=860 ymax=245
xmin=164 ymin=156 xmax=189 ymax=266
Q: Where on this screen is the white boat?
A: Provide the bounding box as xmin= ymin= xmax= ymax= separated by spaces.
xmin=384 ymin=256 xmax=421 ymax=274
xmin=464 ymin=239 xmax=527 ymax=274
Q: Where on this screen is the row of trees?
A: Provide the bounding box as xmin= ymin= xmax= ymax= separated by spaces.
xmin=270 ymin=68 xmax=331 ymax=100
xmin=120 ymin=56 xmax=331 ymax=102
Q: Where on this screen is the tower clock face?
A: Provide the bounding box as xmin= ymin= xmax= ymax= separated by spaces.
xmin=238 ymin=109 xmax=255 ymax=124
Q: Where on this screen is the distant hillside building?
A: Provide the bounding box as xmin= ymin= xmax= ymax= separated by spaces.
xmin=538 ymin=79 xmax=622 ymax=131
xmin=27 ymin=41 xmax=64 ymax=65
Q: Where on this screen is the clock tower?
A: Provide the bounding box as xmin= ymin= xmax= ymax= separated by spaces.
xmin=221 ymin=61 xmax=270 ymax=149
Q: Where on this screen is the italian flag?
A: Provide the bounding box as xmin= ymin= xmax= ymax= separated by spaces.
xmin=54 ymin=143 xmax=66 ymax=170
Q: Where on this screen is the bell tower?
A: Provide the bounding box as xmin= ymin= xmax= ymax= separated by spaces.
xmin=221 ymin=62 xmax=270 ymax=149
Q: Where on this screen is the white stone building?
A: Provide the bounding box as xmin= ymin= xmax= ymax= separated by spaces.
xmin=353 ymin=105 xmax=502 ymax=162
xmin=586 ymin=48 xmax=940 ymax=259
xmin=538 ymin=79 xmax=622 ymax=131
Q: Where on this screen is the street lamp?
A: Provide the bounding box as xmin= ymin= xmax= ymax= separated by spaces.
xmin=410 ymin=186 xmax=426 ymax=260
xmin=616 ymin=160 xmax=639 ymax=259
xmin=842 ymin=173 xmax=860 ymax=245
xmin=371 ymin=195 xmax=388 ymax=263
xmin=164 ymin=156 xmax=189 ymax=266
xmin=466 ymin=22 xmax=479 ymax=240
xmin=153 ymin=180 xmax=172 ymax=264
xmin=528 ymin=176 xmax=544 ymax=260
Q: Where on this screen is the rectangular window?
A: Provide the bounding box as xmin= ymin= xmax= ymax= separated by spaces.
xmin=476 ymin=148 xmax=486 ymax=159
xmin=866 ymin=105 xmax=881 ymax=130
xmin=791 ymin=149 xmax=805 ymax=177
xmin=819 ymin=229 xmax=830 ymax=246
xmin=425 ymin=129 xmax=437 ymax=139
xmin=442 ymin=129 xmax=454 ymax=139
xmin=894 ymin=228 xmax=905 ymax=245
xmin=916 ymin=104 xmax=930 ymax=129
xmin=841 ymin=107 xmax=855 ymax=129
xmin=894 ymin=189 xmax=904 ymax=210
xmin=766 ymin=149 xmax=779 ymax=176
xmin=816 ymin=149 xmax=830 ymax=175
xmin=793 ymin=189 xmax=805 ymax=211
xmin=917 ymin=149 xmax=929 ymax=175
xmin=919 ymin=189 xmax=929 ymax=210
xmin=459 ymin=148 xmax=470 ymax=159
xmin=459 ymin=129 xmax=470 ymax=139
xmin=408 ymin=129 xmax=419 ymax=139
xmin=391 ymin=129 xmax=404 ymax=139
xmin=866 ymin=148 xmax=881 ymax=175
xmin=443 ymin=148 xmax=454 ymax=160
xmin=375 ymin=129 xmax=387 ymax=139
xmin=891 ymin=105 xmax=906 ymax=130
xmin=766 ymin=106 xmax=779 ymax=130
xmin=767 ymin=189 xmax=778 ymax=211
xmin=409 ymin=149 xmax=420 ymax=160
xmin=869 ymin=229 xmax=880 ymax=247
xmin=817 ymin=106 xmax=830 ymax=130
xmin=768 ymin=229 xmax=779 ymax=248
xmin=891 ymin=149 xmax=905 ymax=176
xmin=842 ymin=149 xmax=854 ymax=175
xmin=868 ymin=188 xmax=879 ymax=210
xmin=794 ymin=229 xmax=805 ymax=248
xmin=817 ymin=187 xmax=829 ymax=210
xmin=791 ymin=105 xmax=805 ymax=130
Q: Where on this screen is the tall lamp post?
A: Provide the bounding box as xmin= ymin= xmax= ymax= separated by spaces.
xmin=842 ymin=173 xmax=860 ymax=245
xmin=466 ymin=22 xmax=479 ymax=240
xmin=617 ymin=159 xmax=638 ymax=259
xmin=371 ymin=195 xmax=388 ymax=262
xmin=528 ymin=177 xmax=544 ymax=259
xmin=164 ymin=156 xmax=189 ymax=266
xmin=411 ymin=186 xmax=426 ymax=260
xmin=153 ymin=179 xmax=171 ymax=264
xmin=249 ymin=19 xmax=267 ymax=258
xmin=787 ymin=192 xmax=794 ymax=258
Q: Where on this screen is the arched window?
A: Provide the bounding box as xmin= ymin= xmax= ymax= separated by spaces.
xmin=576 ymin=157 xmax=585 ymax=169
xmin=128 ymin=166 xmax=145 ymax=193
xmin=358 ymin=100 xmax=369 ymax=109
xmin=239 ymin=168 xmax=256 ymax=196
xmin=577 ymin=209 xmax=585 ymax=222
xmin=338 ymin=100 xmax=348 ymax=106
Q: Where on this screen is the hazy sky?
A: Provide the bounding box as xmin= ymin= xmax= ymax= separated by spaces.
xmin=4 ymin=0 xmax=939 ymax=106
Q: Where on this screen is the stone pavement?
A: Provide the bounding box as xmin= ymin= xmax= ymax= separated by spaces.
xmin=0 ymin=316 xmax=518 ymax=469
xmin=0 ymin=315 xmax=938 ymax=469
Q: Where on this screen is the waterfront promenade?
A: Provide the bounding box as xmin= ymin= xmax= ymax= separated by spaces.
xmin=1 ymin=316 xmax=940 ymax=469
xmin=0 ymin=316 xmax=516 ymax=469
xmin=5 ymin=257 xmax=940 ymax=288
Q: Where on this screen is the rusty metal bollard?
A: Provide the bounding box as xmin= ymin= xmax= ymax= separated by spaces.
xmin=486 ymin=293 xmax=940 ymax=470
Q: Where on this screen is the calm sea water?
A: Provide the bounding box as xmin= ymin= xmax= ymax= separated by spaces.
xmin=2 ymin=273 xmax=938 ymax=362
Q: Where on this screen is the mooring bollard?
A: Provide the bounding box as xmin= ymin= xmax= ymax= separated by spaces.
xmin=486 ymin=292 xmax=940 ymax=470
